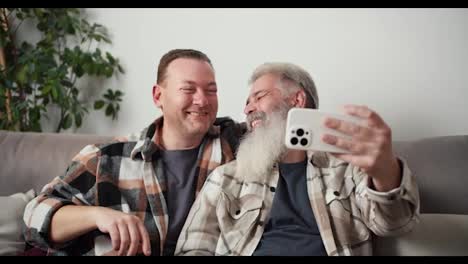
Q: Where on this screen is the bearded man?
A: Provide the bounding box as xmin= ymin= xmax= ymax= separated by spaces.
xmin=175 ymin=62 xmax=420 ymax=256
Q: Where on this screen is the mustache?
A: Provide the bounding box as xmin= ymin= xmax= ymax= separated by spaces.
xmin=246 ymin=111 xmax=267 ymax=125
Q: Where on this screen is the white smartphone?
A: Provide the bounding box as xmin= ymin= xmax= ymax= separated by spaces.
xmin=285 ymin=108 xmax=363 ymax=153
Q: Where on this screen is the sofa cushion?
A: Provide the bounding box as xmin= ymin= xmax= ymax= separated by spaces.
xmin=0 ymin=189 xmax=35 ymax=256
xmin=374 ymin=213 xmax=468 ymax=256
xmin=394 ymin=135 xmax=468 ymax=214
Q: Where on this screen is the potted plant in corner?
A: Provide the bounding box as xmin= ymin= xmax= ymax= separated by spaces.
xmin=0 ymin=8 xmax=124 ymax=132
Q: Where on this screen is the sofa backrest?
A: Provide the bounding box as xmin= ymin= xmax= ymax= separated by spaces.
xmin=375 ymin=134 xmax=468 ymax=256
xmin=393 ymin=135 xmax=468 ymax=214
xmin=0 ymin=130 xmax=113 ymax=196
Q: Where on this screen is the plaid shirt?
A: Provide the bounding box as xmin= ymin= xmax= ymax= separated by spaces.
xmin=22 ymin=117 xmax=241 ymax=255
xmin=175 ymin=151 xmax=420 ymax=256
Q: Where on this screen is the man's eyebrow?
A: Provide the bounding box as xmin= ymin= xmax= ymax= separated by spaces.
xmin=181 ymin=80 xmax=217 ymax=87
xmin=181 ymin=80 xmax=196 ymax=85
xmin=245 ymin=90 xmax=262 ymax=106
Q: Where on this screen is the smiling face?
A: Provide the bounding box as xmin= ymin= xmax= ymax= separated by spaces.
xmin=153 ymin=58 xmax=218 ymax=138
xmin=244 ymin=73 xmax=289 ymax=131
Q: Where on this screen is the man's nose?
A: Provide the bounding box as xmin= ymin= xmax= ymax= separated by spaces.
xmin=193 ymin=90 xmax=209 ymax=107
xmin=244 ymin=102 xmax=256 ymax=115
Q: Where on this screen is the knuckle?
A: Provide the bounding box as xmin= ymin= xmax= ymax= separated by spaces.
xmin=382 ymin=127 xmax=392 ymax=138
xmin=366 ymin=156 xmax=376 ymax=168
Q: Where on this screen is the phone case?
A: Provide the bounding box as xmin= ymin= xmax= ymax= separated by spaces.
xmin=285 ymin=108 xmax=362 ymax=153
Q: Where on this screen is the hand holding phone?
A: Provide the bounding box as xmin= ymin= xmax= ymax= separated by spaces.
xmin=284 ymin=108 xmax=364 ymax=153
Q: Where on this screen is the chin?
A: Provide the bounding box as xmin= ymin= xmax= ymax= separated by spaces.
xmin=187 ymin=124 xmax=210 ymax=136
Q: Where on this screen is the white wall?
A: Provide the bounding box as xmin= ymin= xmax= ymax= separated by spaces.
xmin=73 ymin=8 xmax=468 ymax=141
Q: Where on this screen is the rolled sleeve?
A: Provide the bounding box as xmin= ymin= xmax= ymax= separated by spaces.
xmin=356 ymin=157 xmax=420 ymax=237
xmin=22 ymin=144 xmax=100 ymax=250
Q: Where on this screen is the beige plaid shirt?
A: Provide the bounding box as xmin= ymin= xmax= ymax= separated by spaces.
xmin=175 ymin=151 xmax=420 ymax=256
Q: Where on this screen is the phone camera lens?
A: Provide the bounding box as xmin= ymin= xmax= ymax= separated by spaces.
xmin=296 ymin=129 xmax=304 ymax=137
xmin=300 ymin=138 xmax=308 ymax=146
xmin=290 ymin=137 xmax=298 ymax=145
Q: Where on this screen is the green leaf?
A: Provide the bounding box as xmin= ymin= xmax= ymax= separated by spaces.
xmin=94 ymin=100 xmax=105 ymax=110
xmin=62 ymin=114 xmax=72 ymax=130
xmin=105 ymin=52 xmax=115 ymax=64
xmin=74 ymin=113 xmax=82 ymax=127
xmin=51 ymin=85 xmax=58 ymax=101
xmin=105 ymin=104 xmax=114 ymax=116
xmin=103 ymin=92 xmax=113 ymax=100
xmin=117 ymin=64 xmax=125 ymax=74
xmin=75 ymin=65 xmax=84 ymax=77
xmin=104 ymin=67 xmax=113 ymax=78
xmin=16 ymin=65 xmax=28 ymax=84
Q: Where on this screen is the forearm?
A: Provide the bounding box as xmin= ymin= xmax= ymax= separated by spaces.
xmin=49 ymin=205 xmax=99 ymax=244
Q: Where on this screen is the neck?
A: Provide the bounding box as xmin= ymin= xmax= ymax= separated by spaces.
xmin=160 ymin=124 xmax=204 ymax=150
xmin=280 ymin=149 xmax=307 ymax=164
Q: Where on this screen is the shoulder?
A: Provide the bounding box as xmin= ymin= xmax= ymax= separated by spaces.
xmin=72 ymin=136 xmax=139 ymax=165
xmin=214 ymin=117 xmax=247 ymax=154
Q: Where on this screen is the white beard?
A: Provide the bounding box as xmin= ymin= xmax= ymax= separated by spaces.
xmin=235 ymin=103 xmax=290 ymax=183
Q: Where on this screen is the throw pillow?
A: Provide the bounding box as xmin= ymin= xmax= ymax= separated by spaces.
xmin=0 ymin=189 xmax=36 ymax=256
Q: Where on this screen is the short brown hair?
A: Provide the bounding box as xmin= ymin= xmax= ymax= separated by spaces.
xmin=156 ymin=49 xmax=213 ymax=85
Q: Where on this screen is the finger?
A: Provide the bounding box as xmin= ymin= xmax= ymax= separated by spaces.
xmin=117 ymin=222 xmax=130 ymax=256
xmin=323 ymin=117 xmax=372 ymax=139
xmin=137 ymin=222 xmax=151 ymax=256
xmin=343 ymin=105 xmax=386 ymax=128
xmin=107 ymin=223 xmax=120 ymax=252
xmin=126 ymin=222 xmax=141 ymax=256
xmin=322 ymin=134 xmax=364 ymax=154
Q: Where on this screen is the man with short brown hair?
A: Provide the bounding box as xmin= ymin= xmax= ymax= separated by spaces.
xmin=23 ymin=49 xmax=244 ymax=256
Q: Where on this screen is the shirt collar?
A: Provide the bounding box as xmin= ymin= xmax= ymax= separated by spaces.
xmin=130 ymin=116 xmax=221 ymax=161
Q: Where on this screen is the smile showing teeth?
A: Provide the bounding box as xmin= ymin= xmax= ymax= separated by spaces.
xmin=187 ymin=112 xmax=208 ymax=116
xmin=251 ymin=119 xmax=262 ymax=128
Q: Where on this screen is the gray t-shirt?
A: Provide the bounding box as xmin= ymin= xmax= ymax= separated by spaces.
xmin=253 ymin=159 xmax=326 ymax=256
xmin=158 ymin=145 xmax=200 ymax=256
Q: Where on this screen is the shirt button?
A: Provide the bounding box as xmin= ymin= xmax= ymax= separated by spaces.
xmin=235 ymin=209 xmax=241 ymax=215
xmin=270 ymin=187 xmax=276 ymax=192
xmin=333 ymin=191 xmax=340 ymax=196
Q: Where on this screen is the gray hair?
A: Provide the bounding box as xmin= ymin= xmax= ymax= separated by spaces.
xmin=248 ymin=62 xmax=319 ymax=109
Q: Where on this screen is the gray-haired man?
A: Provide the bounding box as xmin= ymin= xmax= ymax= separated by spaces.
xmin=175 ymin=62 xmax=420 ymax=256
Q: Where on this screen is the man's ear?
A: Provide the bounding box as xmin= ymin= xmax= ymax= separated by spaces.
xmin=290 ymin=90 xmax=307 ymax=108
xmin=152 ymin=84 xmax=163 ymax=108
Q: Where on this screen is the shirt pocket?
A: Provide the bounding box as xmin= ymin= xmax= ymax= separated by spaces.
xmin=216 ymin=192 xmax=263 ymax=252
xmin=324 ymin=176 xmax=370 ymax=248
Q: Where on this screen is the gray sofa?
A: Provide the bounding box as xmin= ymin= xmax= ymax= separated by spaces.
xmin=0 ymin=130 xmax=467 ymax=256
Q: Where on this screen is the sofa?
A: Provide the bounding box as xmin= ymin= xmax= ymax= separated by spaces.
xmin=1 ymin=129 xmax=467 ymax=256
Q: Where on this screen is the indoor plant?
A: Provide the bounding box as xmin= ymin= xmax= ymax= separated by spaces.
xmin=0 ymin=8 xmax=124 ymax=132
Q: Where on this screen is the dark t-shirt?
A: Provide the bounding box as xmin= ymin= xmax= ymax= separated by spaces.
xmin=253 ymin=159 xmax=327 ymax=256
xmin=158 ymin=145 xmax=200 ymax=256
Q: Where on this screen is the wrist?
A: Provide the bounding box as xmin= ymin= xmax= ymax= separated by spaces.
xmin=371 ymin=157 xmax=402 ymax=192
